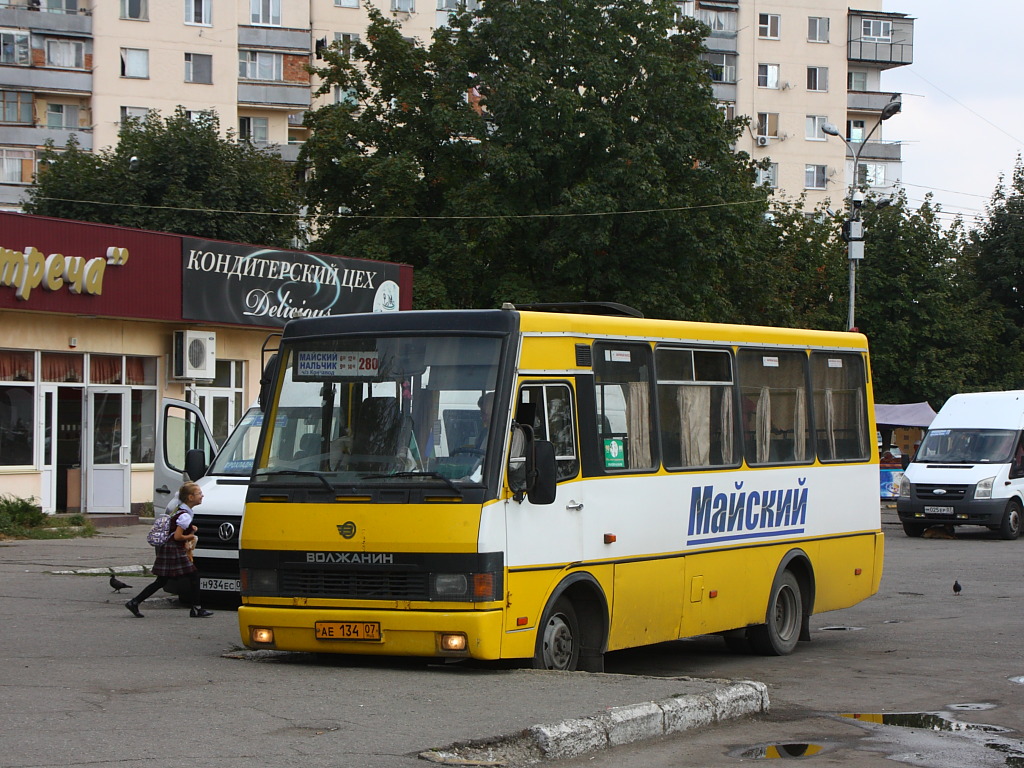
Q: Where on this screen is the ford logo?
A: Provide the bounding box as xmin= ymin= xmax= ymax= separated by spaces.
xmin=933 ymin=488 xmax=946 ymax=495
xmin=218 ymin=521 xmax=236 ymax=541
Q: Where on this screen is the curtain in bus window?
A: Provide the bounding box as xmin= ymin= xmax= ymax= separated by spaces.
xmin=794 ymin=387 xmax=807 ymax=462
xmin=825 ymin=389 xmax=837 ymax=458
xmin=626 ymin=382 xmax=651 ymax=468
xmin=756 ymin=386 xmax=771 ymax=464
xmin=856 ymin=392 xmax=867 ymax=456
xmin=678 ymin=386 xmax=711 ymax=466
xmin=720 ymin=392 xmax=733 ymax=464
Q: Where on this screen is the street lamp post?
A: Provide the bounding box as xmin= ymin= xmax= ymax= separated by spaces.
xmin=822 ymin=96 xmax=901 ymax=331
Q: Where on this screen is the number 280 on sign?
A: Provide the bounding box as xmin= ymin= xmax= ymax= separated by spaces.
xmin=295 ymin=351 xmax=379 ymax=379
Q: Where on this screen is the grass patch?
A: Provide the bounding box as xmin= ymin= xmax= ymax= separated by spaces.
xmin=0 ymin=496 xmax=97 ymax=540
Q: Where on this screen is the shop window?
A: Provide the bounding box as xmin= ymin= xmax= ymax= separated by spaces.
xmin=90 ymin=354 xmax=123 ymax=384
xmin=126 ymin=356 xmax=156 ymax=385
xmin=0 ymin=350 xmax=34 ymax=381
xmin=131 ymin=389 xmax=156 ymax=463
xmin=42 ymin=352 xmax=83 ymax=383
xmin=0 ymin=385 xmax=33 ymax=466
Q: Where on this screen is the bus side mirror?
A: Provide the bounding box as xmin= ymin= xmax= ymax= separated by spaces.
xmin=528 ymin=440 xmax=557 ymax=505
xmin=259 ymin=353 xmax=279 ymax=412
xmin=184 ymin=448 xmax=207 ymax=482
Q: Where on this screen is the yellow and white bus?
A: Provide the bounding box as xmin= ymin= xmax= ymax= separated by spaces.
xmin=238 ymin=303 xmax=882 ymax=671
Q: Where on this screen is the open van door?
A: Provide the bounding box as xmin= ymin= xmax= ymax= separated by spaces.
xmin=153 ymin=399 xmax=217 ymax=514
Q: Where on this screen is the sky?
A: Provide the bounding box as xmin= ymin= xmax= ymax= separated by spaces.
xmin=882 ymin=0 xmax=1024 ymax=227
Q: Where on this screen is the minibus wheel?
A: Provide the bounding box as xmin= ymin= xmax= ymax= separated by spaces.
xmin=901 ymin=520 xmax=926 ymax=537
xmin=749 ymin=570 xmax=802 ymax=656
xmin=533 ymin=598 xmax=580 ymax=671
xmin=998 ymin=498 xmax=1022 ymax=540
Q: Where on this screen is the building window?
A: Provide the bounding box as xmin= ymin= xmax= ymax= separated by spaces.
xmin=121 ymin=0 xmax=148 ymax=20
xmin=392 ymin=0 xmax=415 ymax=11
xmin=43 ymin=0 xmax=78 ymax=13
xmin=185 ymin=52 xmax=212 ymax=83
xmin=334 ymin=86 xmax=358 ymax=105
xmin=848 ymin=70 xmax=868 ymax=91
xmin=334 ymin=32 xmax=361 ymax=57
xmin=806 ymin=66 xmax=828 ymax=92
xmin=185 ymin=0 xmax=211 ymax=25
xmin=1 ymin=147 xmax=34 ymax=183
xmin=239 ymin=50 xmax=283 ymax=81
xmin=185 ymin=109 xmax=212 ymax=123
xmin=858 ymin=162 xmax=886 ymax=187
xmin=120 ymin=105 xmax=149 ymax=123
xmin=702 ymin=52 xmax=736 ymax=83
xmin=862 ymin=19 xmax=892 ymax=43
xmin=250 ymin=0 xmax=281 ymax=26
xmin=1 ymin=91 xmax=33 ymax=124
xmin=758 ymin=13 xmax=780 ymax=39
xmin=805 ymin=164 xmax=828 ymax=190
xmin=239 ymin=116 xmax=269 ymax=145
xmin=756 ymin=112 xmax=779 ymax=138
xmin=0 ymin=29 xmax=30 ymax=66
xmin=756 ymin=163 xmax=778 ymax=189
xmin=695 ymin=8 xmax=736 ymax=33
xmin=805 ymin=115 xmax=828 ymax=140
xmin=46 ymin=103 xmax=79 ymax=129
xmin=847 ymin=119 xmax=865 ymax=142
xmin=45 ymin=39 xmax=84 ymax=68
xmin=120 ymin=48 xmax=149 ymax=79
xmin=336 ymin=0 xmax=359 ymax=6
xmin=717 ymin=101 xmax=735 ymax=121
xmin=757 ymin=63 xmax=780 ymax=89
xmin=808 ymin=16 xmax=829 ymax=42
xmin=674 ymin=0 xmax=695 ymax=20
xmin=0 ymin=381 xmax=33 ymax=466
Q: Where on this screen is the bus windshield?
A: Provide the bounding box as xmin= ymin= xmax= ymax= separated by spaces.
xmin=915 ymin=428 xmax=1017 ymax=464
xmin=255 ymin=334 xmax=504 ymax=486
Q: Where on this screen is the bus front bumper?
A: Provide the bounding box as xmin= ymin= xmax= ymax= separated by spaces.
xmin=238 ymin=604 xmax=507 ymax=660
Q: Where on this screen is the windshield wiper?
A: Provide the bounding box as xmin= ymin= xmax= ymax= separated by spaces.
xmin=259 ymin=469 xmax=335 ymax=492
xmin=361 ymin=471 xmax=463 ymax=493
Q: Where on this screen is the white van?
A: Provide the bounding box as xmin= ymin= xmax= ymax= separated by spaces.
xmin=897 ymin=391 xmax=1024 ymax=539
xmin=154 ymin=400 xmax=262 ymax=603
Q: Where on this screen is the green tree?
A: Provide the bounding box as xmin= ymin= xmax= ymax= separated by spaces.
xmin=24 ymin=108 xmax=301 ymax=247
xmin=301 ymin=1 xmax=770 ymax=315
xmin=855 ymin=194 xmax=998 ymax=405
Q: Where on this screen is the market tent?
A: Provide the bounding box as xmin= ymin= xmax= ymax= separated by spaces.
xmin=875 ymin=402 xmax=937 ymax=429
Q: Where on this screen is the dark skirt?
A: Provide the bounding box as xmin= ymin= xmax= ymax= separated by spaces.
xmin=152 ymin=541 xmax=197 ymax=577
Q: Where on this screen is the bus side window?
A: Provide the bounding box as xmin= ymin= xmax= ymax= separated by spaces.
xmin=737 ymin=349 xmax=812 ymax=466
xmin=592 ymin=342 xmax=654 ymax=472
xmin=810 ymin=352 xmax=869 ymax=462
xmin=517 ymin=383 xmax=579 ymax=481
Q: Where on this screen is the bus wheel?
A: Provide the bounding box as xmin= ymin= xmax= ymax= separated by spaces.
xmin=749 ymin=570 xmax=802 ymax=656
xmin=999 ymin=498 xmax=1022 ymax=540
xmin=533 ymin=598 xmax=580 ymax=671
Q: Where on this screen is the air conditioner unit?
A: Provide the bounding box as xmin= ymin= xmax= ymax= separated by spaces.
xmin=173 ymin=330 xmax=217 ymax=380
xmin=756 ymin=136 xmax=770 ymax=147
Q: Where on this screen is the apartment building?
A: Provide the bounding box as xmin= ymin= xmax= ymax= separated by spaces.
xmin=0 ymin=0 xmax=437 ymax=209
xmin=693 ymin=0 xmax=913 ymax=206
xmin=0 ymin=0 xmax=912 ymax=211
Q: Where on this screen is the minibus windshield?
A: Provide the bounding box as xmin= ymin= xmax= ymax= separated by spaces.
xmin=254 ymin=334 xmax=504 ymax=487
xmin=914 ymin=428 xmax=1017 ymax=464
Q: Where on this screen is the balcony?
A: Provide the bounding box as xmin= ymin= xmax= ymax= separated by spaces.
xmin=238 ymin=83 xmax=311 ymax=109
xmin=1 ymin=66 xmax=91 ymax=93
xmin=238 ymin=26 xmax=311 ymax=53
xmin=848 ymin=12 xmax=914 ymax=70
xmin=848 ymin=91 xmax=903 ymax=115
xmin=840 ymin=140 xmax=902 ymax=163
xmin=0 ymin=4 xmax=91 ymax=35
xmin=1 ymin=124 xmax=92 ymax=150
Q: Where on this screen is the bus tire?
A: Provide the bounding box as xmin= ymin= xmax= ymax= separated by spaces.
xmin=749 ymin=570 xmax=802 ymax=656
xmin=533 ymin=597 xmax=581 ymax=671
xmin=998 ymin=498 xmax=1022 ymax=540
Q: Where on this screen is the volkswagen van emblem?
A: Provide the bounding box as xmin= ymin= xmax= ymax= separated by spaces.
xmin=218 ymin=522 xmax=236 ymax=541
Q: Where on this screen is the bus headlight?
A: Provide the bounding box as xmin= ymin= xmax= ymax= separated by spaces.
xmin=431 ymin=572 xmax=499 ymax=601
xmin=240 ymin=568 xmax=278 ymax=596
xmin=975 ymin=477 xmax=995 ymax=500
xmin=899 ymin=476 xmax=910 ymax=499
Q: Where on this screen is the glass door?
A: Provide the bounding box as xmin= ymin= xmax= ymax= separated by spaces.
xmin=86 ymin=387 xmax=131 ymax=514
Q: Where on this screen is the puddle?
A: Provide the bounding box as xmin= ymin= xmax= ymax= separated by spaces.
xmin=948 ymin=703 xmax=997 ymax=712
xmin=819 ymin=626 xmax=863 ymax=632
xmin=840 ymin=711 xmax=1011 ymax=733
xmin=735 ymin=743 xmax=827 ymax=759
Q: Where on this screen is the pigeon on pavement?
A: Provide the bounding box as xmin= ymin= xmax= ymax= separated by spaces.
xmin=953 ymin=579 xmax=962 ymax=596
xmin=109 ymin=574 xmax=133 ymax=593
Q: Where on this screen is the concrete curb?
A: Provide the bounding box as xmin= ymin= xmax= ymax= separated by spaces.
xmin=420 ymin=680 xmax=769 ymax=766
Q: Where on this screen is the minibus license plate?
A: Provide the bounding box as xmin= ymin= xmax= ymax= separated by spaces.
xmin=924 ymin=505 xmax=954 ymax=516
xmin=200 ymin=577 xmax=240 ymax=592
xmin=315 ymin=621 xmax=381 ymax=641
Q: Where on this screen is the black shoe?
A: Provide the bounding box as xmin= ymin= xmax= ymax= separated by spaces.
xmin=190 ymin=607 xmax=214 ymax=618
xmin=125 ymin=600 xmax=144 ymax=618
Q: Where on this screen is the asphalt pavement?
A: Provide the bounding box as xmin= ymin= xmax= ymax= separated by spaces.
xmin=0 ymin=522 xmax=766 ymax=768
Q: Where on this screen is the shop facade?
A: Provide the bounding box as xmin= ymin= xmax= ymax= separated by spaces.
xmin=0 ymin=212 xmax=412 ymax=517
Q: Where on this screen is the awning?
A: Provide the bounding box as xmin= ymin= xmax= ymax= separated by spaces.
xmin=874 ymin=402 xmax=937 ymax=429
